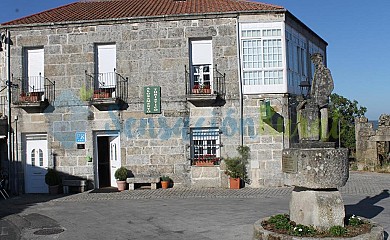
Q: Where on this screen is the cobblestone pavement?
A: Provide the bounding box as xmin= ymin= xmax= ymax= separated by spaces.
xmin=0 ymin=171 xmax=389 ymax=240
xmin=50 ymin=171 xmax=389 ymax=202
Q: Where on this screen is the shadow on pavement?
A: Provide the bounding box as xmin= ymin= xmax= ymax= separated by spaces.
xmin=89 ymin=187 xmax=119 ymax=193
xmin=345 ymin=189 xmax=390 ymax=219
xmin=0 ymin=194 xmax=66 ymax=219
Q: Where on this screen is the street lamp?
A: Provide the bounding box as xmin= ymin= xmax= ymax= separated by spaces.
xmin=299 ymin=79 xmax=311 ymax=98
xmin=0 ymin=29 xmax=13 ymax=194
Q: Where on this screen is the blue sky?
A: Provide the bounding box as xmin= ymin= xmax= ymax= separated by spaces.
xmin=0 ymin=0 xmax=388 ymax=120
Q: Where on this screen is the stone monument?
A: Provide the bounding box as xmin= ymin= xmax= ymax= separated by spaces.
xmin=253 ymin=53 xmax=384 ymax=239
xmin=296 ymin=53 xmax=334 ymax=142
xmin=284 ymin=53 xmax=348 ymax=229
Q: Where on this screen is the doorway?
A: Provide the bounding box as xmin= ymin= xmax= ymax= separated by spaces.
xmin=95 ymin=132 xmax=120 ymax=188
xmin=24 ymin=134 xmax=48 ymax=193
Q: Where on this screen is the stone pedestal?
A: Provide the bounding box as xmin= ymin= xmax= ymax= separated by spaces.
xmin=289 ymin=187 xmax=344 ymax=230
xmin=283 ymin=147 xmax=349 ymax=189
xmin=283 ymin=146 xmax=349 ymax=229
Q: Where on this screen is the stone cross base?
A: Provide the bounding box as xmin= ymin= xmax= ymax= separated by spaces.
xmin=289 ymin=187 xmax=345 ymax=230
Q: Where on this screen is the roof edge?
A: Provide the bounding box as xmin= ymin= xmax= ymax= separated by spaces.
xmin=0 ymin=9 xmax=286 ymax=30
xmin=285 ymin=10 xmax=327 ymax=46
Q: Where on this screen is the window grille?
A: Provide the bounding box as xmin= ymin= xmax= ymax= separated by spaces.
xmin=190 ymin=128 xmax=221 ymax=166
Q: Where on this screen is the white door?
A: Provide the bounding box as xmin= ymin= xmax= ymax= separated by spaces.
xmin=26 ymin=48 xmax=44 ymax=92
xmin=25 ymin=134 xmax=48 ymax=193
xmin=109 ymin=136 xmax=121 ymax=187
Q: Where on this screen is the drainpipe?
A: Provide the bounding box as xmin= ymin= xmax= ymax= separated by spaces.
xmin=5 ymin=29 xmax=13 ymax=194
xmin=236 ymin=17 xmax=244 ymax=146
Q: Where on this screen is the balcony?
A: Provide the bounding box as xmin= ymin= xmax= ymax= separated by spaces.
xmin=11 ymin=74 xmax=55 ymax=112
xmin=85 ymin=70 xmax=128 ymax=110
xmin=185 ymin=64 xmax=226 ymax=106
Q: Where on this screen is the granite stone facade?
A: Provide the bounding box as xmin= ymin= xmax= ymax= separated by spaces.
xmin=0 ymin=6 xmax=327 ymax=192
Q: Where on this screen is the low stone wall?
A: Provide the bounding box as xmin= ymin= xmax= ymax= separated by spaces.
xmin=253 ymin=217 xmax=384 ymax=240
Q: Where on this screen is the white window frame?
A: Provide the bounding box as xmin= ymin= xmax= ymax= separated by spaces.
xmin=240 ymin=22 xmax=286 ymax=94
xmin=96 ymin=44 xmax=116 ymax=89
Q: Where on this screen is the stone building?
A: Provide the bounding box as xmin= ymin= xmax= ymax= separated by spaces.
xmin=0 ymin=0 xmax=327 ymax=193
xmin=355 ymin=114 xmax=390 ymax=170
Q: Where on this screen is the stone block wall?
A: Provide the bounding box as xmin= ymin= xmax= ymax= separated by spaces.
xmin=242 ymin=94 xmax=289 ymax=187
xmin=4 ymin=16 xmax=245 ymax=188
xmin=0 ymin=12 xmax=316 ymax=189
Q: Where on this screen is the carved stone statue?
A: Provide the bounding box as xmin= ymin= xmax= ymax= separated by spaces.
xmin=379 ymin=114 xmax=390 ymax=126
xmin=310 ymin=53 xmax=334 ymax=141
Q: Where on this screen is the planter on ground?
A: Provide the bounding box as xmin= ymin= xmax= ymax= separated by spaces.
xmin=229 ymin=177 xmax=240 ymax=189
xmin=160 ymin=176 xmax=171 ymax=189
xmin=115 ymin=166 xmax=129 ymax=191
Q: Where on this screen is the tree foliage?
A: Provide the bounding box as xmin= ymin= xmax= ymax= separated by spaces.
xmin=329 ymin=93 xmax=367 ymax=151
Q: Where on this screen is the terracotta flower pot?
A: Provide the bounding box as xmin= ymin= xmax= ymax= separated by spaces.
xmin=229 ymin=177 xmax=241 ymax=189
xmin=116 ymin=180 xmax=127 ymax=191
xmin=161 ymin=181 xmax=169 ymax=189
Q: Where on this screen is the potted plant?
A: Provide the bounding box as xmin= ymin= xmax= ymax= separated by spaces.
xmin=224 ymin=146 xmax=250 ymax=189
xmin=45 ymin=168 xmax=61 ymax=194
xmin=160 ymin=175 xmax=170 ymax=189
xmin=114 ymin=166 xmax=128 ymax=191
xmin=200 ymin=84 xmax=211 ymax=94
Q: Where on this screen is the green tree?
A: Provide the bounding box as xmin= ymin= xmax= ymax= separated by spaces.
xmin=329 ymin=93 xmax=367 ymax=152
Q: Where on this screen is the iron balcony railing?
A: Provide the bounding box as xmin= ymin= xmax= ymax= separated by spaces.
xmin=185 ymin=64 xmax=226 ymax=98
xmin=85 ymin=69 xmax=128 ymax=101
xmin=0 ymin=96 xmax=6 ymax=118
xmin=11 ymin=74 xmax=55 ymax=104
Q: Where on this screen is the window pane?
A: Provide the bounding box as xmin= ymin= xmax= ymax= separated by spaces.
xmin=242 ymin=40 xmax=262 ymax=70
xmin=39 ymin=149 xmax=43 ymax=167
xmin=264 ymin=70 xmax=283 ymax=85
xmin=31 ymin=149 xmax=35 ymax=166
xmin=263 ymin=39 xmax=282 ymax=68
xmin=243 ymin=71 xmax=263 ymax=85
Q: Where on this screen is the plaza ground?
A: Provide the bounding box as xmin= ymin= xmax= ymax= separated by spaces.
xmin=0 ymin=171 xmax=389 ymax=240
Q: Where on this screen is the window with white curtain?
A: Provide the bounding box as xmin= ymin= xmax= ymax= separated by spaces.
xmin=241 ymin=25 xmax=283 ymax=88
xmin=25 ymin=48 xmax=44 ymax=93
xmin=96 ymin=44 xmax=116 ymax=88
xmin=190 ymin=39 xmax=213 ymax=89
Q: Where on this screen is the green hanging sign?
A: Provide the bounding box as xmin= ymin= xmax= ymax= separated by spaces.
xmin=144 ymin=86 xmax=161 ymax=114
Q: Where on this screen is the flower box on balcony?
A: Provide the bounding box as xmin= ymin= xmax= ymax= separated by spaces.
xmin=19 ymin=92 xmax=39 ymax=102
xmin=93 ymin=91 xmax=110 ymax=99
xmin=192 ymin=85 xmax=211 ymax=94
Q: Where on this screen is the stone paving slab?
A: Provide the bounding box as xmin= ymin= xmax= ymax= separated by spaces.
xmin=0 ymin=172 xmax=389 ymax=240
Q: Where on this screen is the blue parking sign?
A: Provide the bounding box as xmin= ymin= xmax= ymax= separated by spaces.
xmin=75 ymin=132 xmax=86 ymax=143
